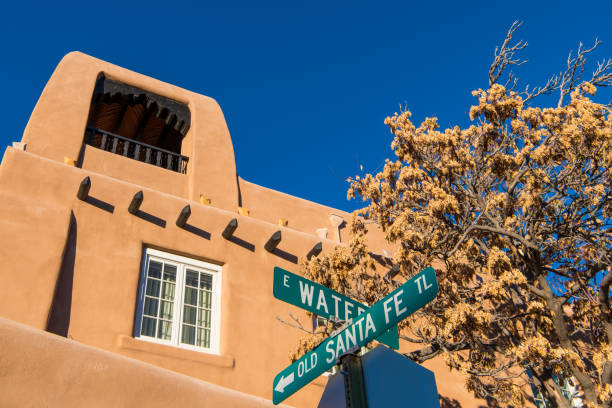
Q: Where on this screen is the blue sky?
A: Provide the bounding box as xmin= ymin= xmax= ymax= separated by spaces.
xmin=1 ymin=1 xmax=611 ymax=212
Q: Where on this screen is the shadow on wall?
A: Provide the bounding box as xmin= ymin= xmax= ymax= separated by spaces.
xmin=85 ymin=195 xmax=115 ymax=214
xmin=440 ymin=395 xmax=462 ymax=408
xmin=271 ymin=248 xmax=298 ymax=264
xmin=46 ymin=211 xmax=77 ymax=336
xmin=441 ymin=393 xmax=506 ymax=408
xmin=481 ymin=397 xmax=503 ymax=408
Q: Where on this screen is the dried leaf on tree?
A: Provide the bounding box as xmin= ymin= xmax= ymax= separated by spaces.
xmin=292 ymin=22 xmax=612 ymax=408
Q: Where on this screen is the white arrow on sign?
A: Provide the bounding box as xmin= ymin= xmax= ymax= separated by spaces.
xmin=274 ymin=372 xmax=295 ymax=393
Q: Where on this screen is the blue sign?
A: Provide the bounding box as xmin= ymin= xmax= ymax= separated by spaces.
xmin=318 ymin=345 xmax=441 ymax=408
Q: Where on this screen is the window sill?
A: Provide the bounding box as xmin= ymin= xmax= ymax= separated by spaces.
xmin=119 ymin=335 xmax=234 ymax=368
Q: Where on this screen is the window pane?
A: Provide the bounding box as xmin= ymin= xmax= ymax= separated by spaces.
xmin=197 ymin=328 xmax=210 ymax=348
xmin=184 ymin=287 xmax=197 ymax=306
xmin=161 ymin=282 xmax=175 ymax=301
xmin=146 ymin=278 xmax=161 ymax=297
xmin=158 ymin=320 xmax=172 ymax=340
xmin=144 ymin=297 xmax=159 ymax=316
xmin=140 ymin=251 xmax=219 ymax=350
xmin=199 ymin=290 xmax=212 ymax=308
xmin=141 ymin=316 xmax=157 ymax=337
xmin=163 ymin=264 xmax=176 ymax=282
xmin=183 ymin=306 xmax=197 ymax=325
xmin=160 ymin=301 xmax=174 ymax=320
xmin=198 ymin=308 xmax=211 ymax=328
xmin=181 ymin=325 xmax=196 ymax=345
xmin=148 ymin=260 xmax=162 ymax=278
xmin=186 ymin=270 xmax=198 ymax=287
xmin=199 ymin=274 xmax=212 ymax=291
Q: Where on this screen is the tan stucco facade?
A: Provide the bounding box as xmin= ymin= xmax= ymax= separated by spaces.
xmin=0 ymin=52 xmax=487 ymax=407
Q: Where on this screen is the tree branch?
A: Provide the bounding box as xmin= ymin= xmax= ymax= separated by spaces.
xmin=489 ymin=21 xmax=528 ymax=87
xmin=599 ymin=267 xmax=612 ymax=341
xmin=275 ymin=314 xmax=313 ymax=335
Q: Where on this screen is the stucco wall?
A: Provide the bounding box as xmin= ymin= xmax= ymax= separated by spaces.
xmin=237 ymin=177 xmax=389 ymax=250
xmin=0 ymin=147 xmax=338 ymax=407
xmin=0 ymin=317 xmax=289 ymax=408
xmin=0 ymin=151 xmax=71 ymax=328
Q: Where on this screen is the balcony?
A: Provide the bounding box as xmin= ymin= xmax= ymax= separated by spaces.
xmin=84 ymin=76 xmax=191 ymax=175
xmin=85 ymin=127 xmax=189 ymax=174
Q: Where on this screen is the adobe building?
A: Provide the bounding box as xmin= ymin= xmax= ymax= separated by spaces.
xmin=0 ymin=52 xmax=490 ymax=407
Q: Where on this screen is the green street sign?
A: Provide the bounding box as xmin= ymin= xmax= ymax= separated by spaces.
xmin=272 ymin=267 xmax=438 ymax=405
xmin=273 ymin=267 xmax=399 ymax=349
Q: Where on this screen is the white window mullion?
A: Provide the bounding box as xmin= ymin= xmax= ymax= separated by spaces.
xmin=172 ymin=264 xmax=186 ymax=346
xmin=212 ymin=270 xmax=221 ymax=352
xmin=155 ymin=260 xmax=165 ymax=340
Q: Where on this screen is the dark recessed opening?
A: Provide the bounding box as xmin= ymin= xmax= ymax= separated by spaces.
xmin=84 ymin=75 xmax=191 ymax=173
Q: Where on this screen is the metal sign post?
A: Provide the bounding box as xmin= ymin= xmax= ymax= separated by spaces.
xmin=272 ymin=267 xmax=438 ymax=405
xmin=339 ymin=347 xmax=367 ymax=408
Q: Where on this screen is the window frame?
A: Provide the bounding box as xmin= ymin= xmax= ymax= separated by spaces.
xmin=134 ymin=248 xmax=222 ymax=355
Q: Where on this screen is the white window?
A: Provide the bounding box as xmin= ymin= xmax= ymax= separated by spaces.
xmin=313 ymin=315 xmax=328 ymax=331
xmin=134 ymin=248 xmax=221 ymax=354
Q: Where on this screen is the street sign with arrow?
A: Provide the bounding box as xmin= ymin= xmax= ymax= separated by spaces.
xmin=272 ymin=266 xmax=438 ymax=405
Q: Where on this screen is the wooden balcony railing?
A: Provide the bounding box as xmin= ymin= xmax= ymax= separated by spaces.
xmin=85 ymin=127 xmax=189 ymax=174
